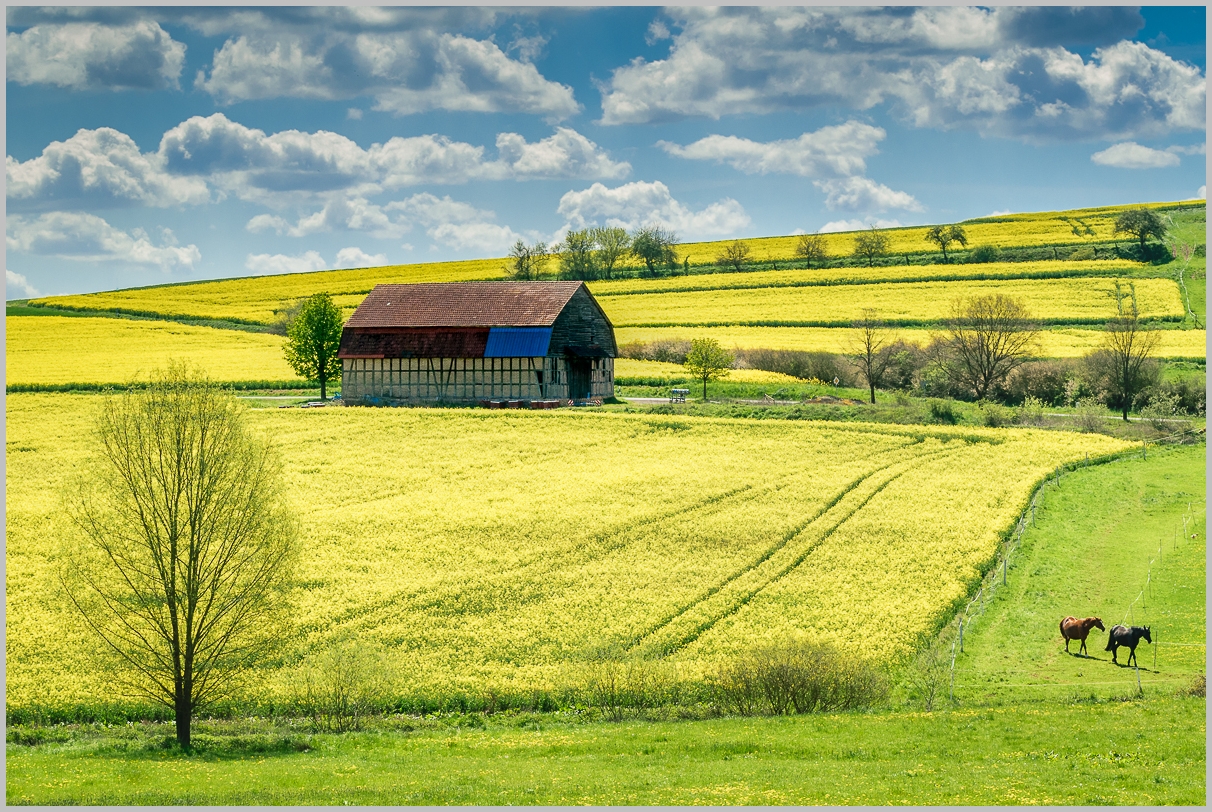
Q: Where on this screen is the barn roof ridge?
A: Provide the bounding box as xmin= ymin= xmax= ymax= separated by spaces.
xmin=346 ymin=280 xmax=588 ymax=328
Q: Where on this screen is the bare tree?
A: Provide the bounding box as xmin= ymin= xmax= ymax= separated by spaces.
xmin=853 ymin=227 xmax=890 ymax=267
xmin=716 ymin=239 xmax=751 ymax=272
xmin=1091 ymin=313 xmax=1163 ymax=421
xmin=942 ymin=294 xmax=1040 ymax=400
xmin=848 ymin=309 xmax=895 ymax=403
xmin=794 ymin=233 xmax=828 ymax=268
xmin=506 ymin=239 xmax=550 ymax=280
xmin=62 ymin=364 xmax=298 ymax=747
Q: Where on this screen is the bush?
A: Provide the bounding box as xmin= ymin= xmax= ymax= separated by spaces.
xmin=1006 ymin=360 xmax=1076 ymax=406
xmin=295 ymin=640 xmax=394 ymax=732
xmin=1073 ymin=397 xmax=1107 ymax=433
xmin=978 ymin=401 xmax=1012 ymax=427
xmin=738 ymin=348 xmax=855 ymax=386
xmin=618 ymin=339 xmax=692 ymax=364
xmin=1139 ymin=390 xmax=1185 ymax=430
xmin=1067 ymin=246 xmax=1096 ymax=261
xmin=1158 ymin=372 xmax=1207 ymax=417
xmin=1017 ymin=395 xmax=1046 ymax=426
xmin=928 ymin=399 xmax=958 ymax=424
xmin=585 ymin=652 xmax=681 ymax=721
xmin=712 ymin=640 xmax=886 ymax=716
xmin=967 ymin=245 xmax=1001 ymax=263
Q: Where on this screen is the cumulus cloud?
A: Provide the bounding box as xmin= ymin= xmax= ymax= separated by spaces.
xmin=6 ymin=127 xmax=209 ymax=211
xmin=6 ymin=21 xmax=185 ymax=91
xmin=6 ymin=212 xmax=200 ymax=270
xmin=1198 ymin=185 xmax=1207 ymax=200
xmin=599 ymin=8 xmax=1202 ymax=142
xmin=659 ymin=121 xmax=885 ymax=177
xmin=156 ymin=114 xmax=627 ymax=205
xmin=196 ymin=30 xmax=578 ymax=119
xmin=6 ymin=269 xmax=40 ymax=298
xmin=334 ymin=247 xmax=388 ymax=268
xmin=557 ymin=181 xmax=750 ymax=238
xmin=244 ymin=251 xmax=328 ymax=276
xmin=1091 ymin=142 xmax=1182 ymax=169
xmin=813 ymin=177 xmax=923 ymax=212
xmin=247 ymin=197 xmax=408 ymax=239
xmin=818 ymin=217 xmax=905 ymax=234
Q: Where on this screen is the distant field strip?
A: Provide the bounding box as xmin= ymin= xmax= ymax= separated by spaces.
xmin=29 ymin=258 xmax=505 ymax=325
xmin=601 ymin=277 xmax=1186 ymax=327
xmin=6 ymin=395 xmax=1128 ymax=712
xmin=615 ymin=326 xmax=1209 ymax=360
xmin=5 ymin=315 xmax=294 ymax=387
xmin=589 ymin=260 xmax=1146 ymax=297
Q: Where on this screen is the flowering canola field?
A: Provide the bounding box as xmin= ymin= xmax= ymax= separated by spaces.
xmin=615 ymin=326 xmax=1209 ymax=360
xmin=6 ymin=394 xmax=1128 ymax=712
xmin=603 ymin=277 xmax=1184 ymax=327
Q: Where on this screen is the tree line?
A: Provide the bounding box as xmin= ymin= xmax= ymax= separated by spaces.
xmin=507 ymin=225 xmax=682 ymax=281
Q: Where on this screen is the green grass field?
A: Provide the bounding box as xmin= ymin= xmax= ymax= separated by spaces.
xmin=4 ymin=697 xmax=1204 ymax=805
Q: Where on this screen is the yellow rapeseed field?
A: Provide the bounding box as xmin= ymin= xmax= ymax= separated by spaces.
xmin=601 ymin=277 xmax=1185 ymax=327
xmin=588 ymin=259 xmax=1147 ymax=298
xmin=30 ymin=257 xmax=505 ymax=325
xmin=5 ymin=394 xmax=1128 ymax=712
xmin=615 ymin=326 xmax=1209 ymax=360
xmin=5 ymin=315 xmax=295 ymax=386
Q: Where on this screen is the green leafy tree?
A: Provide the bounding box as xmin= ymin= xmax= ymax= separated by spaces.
xmin=924 ymin=224 xmax=969 ymax=263
xmin=284 ymin=292 xmax=345 ymax=400
xmin=853 ymin=227 xmax=890 ymax=267
xmin=556 ymin=229 xmax=599 ymax=280
xmin=794 ymin=233 xmax=828 ymax=268
xmin=1113 ymin=208 xmax=1167 ymax=254
xmin=716 ymin=239 xmax=751 ymax=272
xmin=631 ymin=226 xmax=679 ymax=276
xmin=62 ymin=364 xmax=298 ymax=747
xmin=684 ymin=337 xmax=734 ymax=400
xmin=505 ymin=239 xmax=550 ymax=280
xmin=590 ymin=226 xmax=631 ymax=279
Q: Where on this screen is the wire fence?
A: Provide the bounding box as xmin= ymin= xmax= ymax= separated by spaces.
xmin=946 ymin=446 xmax=1205 ymax=702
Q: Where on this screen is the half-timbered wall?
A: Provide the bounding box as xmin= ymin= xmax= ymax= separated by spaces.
xmin=342 ymin=356 xmax=613 ymax=402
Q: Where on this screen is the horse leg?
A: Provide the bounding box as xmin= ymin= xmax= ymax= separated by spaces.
xmin=1065 ymin=638 xmax=1071 ymax=653
xmin=1079 ymin=638 xmax=1087 ymax=656
xmin=1110 ymin=644 xmax=1118 ymax=664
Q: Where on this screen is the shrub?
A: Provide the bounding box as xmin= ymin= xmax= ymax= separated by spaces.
xmin=1139 ymin=390 xmax=1185 ymax=430
xmin=618 ymin=339 xmax=692 ymax=364
xmin=585 ymin=651 xmax=682 ymax=720
xmin=295 ymin=639 xmax=394 ymax=732
xmin=1006 ymin=360 xmax=1076 ymax=406
xmin=1017 ymin=395 xmax=1046 ymax=426
xmin=1073 ymin=397 xmax=1107 ymax=433
xmin=905 ymin=636 xmax=950 ymax=711
xmin=928 ymin=399 xmax=958 ymax=424
xmin=712 ymin=640 xmax=886 ymax=716
xmin=882 ymin=340 xmax=926 ymax=391
xmin=1158 ymin=372 xmax=1207 ymax=417
xmin=968 ymin=245 xmax=1001 ymax=263
xmin=979 ymin=401 xmax=1012 ymax=427
xmin=739 ymin=348 xmax=855 ymax=386
xmin=1067 ymin=246 xmax=1096 ymax=261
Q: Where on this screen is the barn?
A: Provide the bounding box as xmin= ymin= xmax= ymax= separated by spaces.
xmin=338 ymin=281 xmax=617 ymax=404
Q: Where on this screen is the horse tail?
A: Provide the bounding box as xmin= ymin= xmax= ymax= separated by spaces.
xmin=1059 ymin=619 xmax=1066 ymax=638
xmin=1105 ymin=636 xmax=1114 ymax=651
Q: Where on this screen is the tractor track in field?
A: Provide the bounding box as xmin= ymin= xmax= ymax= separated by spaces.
xmin=623 ymin=444 xmax=969 ymax=658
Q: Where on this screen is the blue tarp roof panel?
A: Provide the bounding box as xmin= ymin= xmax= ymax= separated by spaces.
xmin=483 ymin=327 xmax=553 ymax=357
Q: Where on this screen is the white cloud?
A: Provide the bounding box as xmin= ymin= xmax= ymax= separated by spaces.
xmin=813 ymin=177 xmax=923 ymax=212
xmin=157 ymin=114 xmax=626 ymax=205
xmin=334 ymin=247 xmax=388 ymax=269
xmin=1091 ymin=142 xmax=1181 ymax=169
xmin=1198 ymin=186 xmax=1207 ymax=200
xmin=818 ymin=217 xmax=904 ymax=234
xmin=6 ymin=270 xmax=40 ymax=298
xmin=428 ymin=222 xmax=526 ymax=254
xmin=7 ymin=127 xmax=209 ymax=210
xmin=1166 ymin=143 xmax=1206 ymax=155
xmin=6 ymin=20 xmax=185 ymax=91
xmin=346 ymin=108 xmax=363 ymax=121
xmin=599 ymin=8 xmax=1204 ymax=142
xmin=658 ymin=121 xmax=885 ymax=177
xmin=196 ymin=31 xmax=579 ymax=120
xmin=247 ymin=197 xmax=409 ymax=239
xmin=557 ymin=180 xmax=750 ymax=238
xmin=244 ymin=251 xmax=328 ymax=276
xmin=6 ymin=212 xmax=200 ymax=270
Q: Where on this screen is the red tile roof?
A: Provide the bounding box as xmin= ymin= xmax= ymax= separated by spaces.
xmin=346 ymin=282 xmax=585 ymax=328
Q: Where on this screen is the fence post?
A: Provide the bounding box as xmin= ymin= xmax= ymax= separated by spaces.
xmin=949 ymin=638 xmax=957 ymax=702
xmin=1002 ymin=556 xmax=1007 ymax=586
xmin=959 ymin=619 xmax=964 ymax=653
xmin=1154 ymin=629 xmax=1158 ymax=670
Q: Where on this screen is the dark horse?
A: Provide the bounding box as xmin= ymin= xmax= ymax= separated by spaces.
xmin=1060 ymin=616 xmax=1105 ymax=655
xmin=1106 ymin=625 xmax=1152 ymax=666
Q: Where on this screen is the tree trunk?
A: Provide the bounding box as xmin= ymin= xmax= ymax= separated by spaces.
xmin=1123 ymin=404 xmax=1130 ymax=422
xmin=319 ymin=369 xmax=327 ymax=401
xmin=175 ymin=691 xmax=191 ymax=747
xmin=869 ymin=382 xmax=876 ymax=404
xmin=702 ymin=377 xmax=708 ymax=401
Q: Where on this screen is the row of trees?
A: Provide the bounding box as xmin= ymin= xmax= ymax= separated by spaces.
xmin=508 ymin=225 xmax=681 ymax=281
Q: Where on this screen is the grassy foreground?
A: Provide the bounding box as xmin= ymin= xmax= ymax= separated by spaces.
xmin=5 ymin=697 xmax=1204 ymax=805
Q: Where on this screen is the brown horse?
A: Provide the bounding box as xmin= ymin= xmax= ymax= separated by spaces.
xmin=1060 ymin=616 xmax=1105 ymax=655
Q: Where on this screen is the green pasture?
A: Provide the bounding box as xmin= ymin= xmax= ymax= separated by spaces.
xmin=953 ymin=445 xmax=1206 ymax=705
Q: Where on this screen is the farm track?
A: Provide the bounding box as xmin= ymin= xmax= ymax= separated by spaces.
xmin=294 ymin=437 xmax=934 ymax=646
xmin=624 ymin=445 xmax=965 ymax=658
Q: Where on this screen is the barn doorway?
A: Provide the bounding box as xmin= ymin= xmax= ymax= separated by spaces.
xmin=568 ymin=358 xmax=592 ymax=400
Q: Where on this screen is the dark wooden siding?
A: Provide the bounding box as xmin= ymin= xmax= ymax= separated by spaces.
xmin=548 ymin=286 xmax=617 ymax=358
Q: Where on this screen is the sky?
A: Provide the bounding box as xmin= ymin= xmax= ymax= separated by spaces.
xmin=5 ymin=5 xmax=1208 ymax=299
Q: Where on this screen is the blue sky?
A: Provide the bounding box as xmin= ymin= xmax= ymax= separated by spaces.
xmin=5 ymin=5 xmax=1207 ymax=299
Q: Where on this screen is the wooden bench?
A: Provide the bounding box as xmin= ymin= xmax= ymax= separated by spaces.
xmin=670 ymin=388 xmax=689 ymax=403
